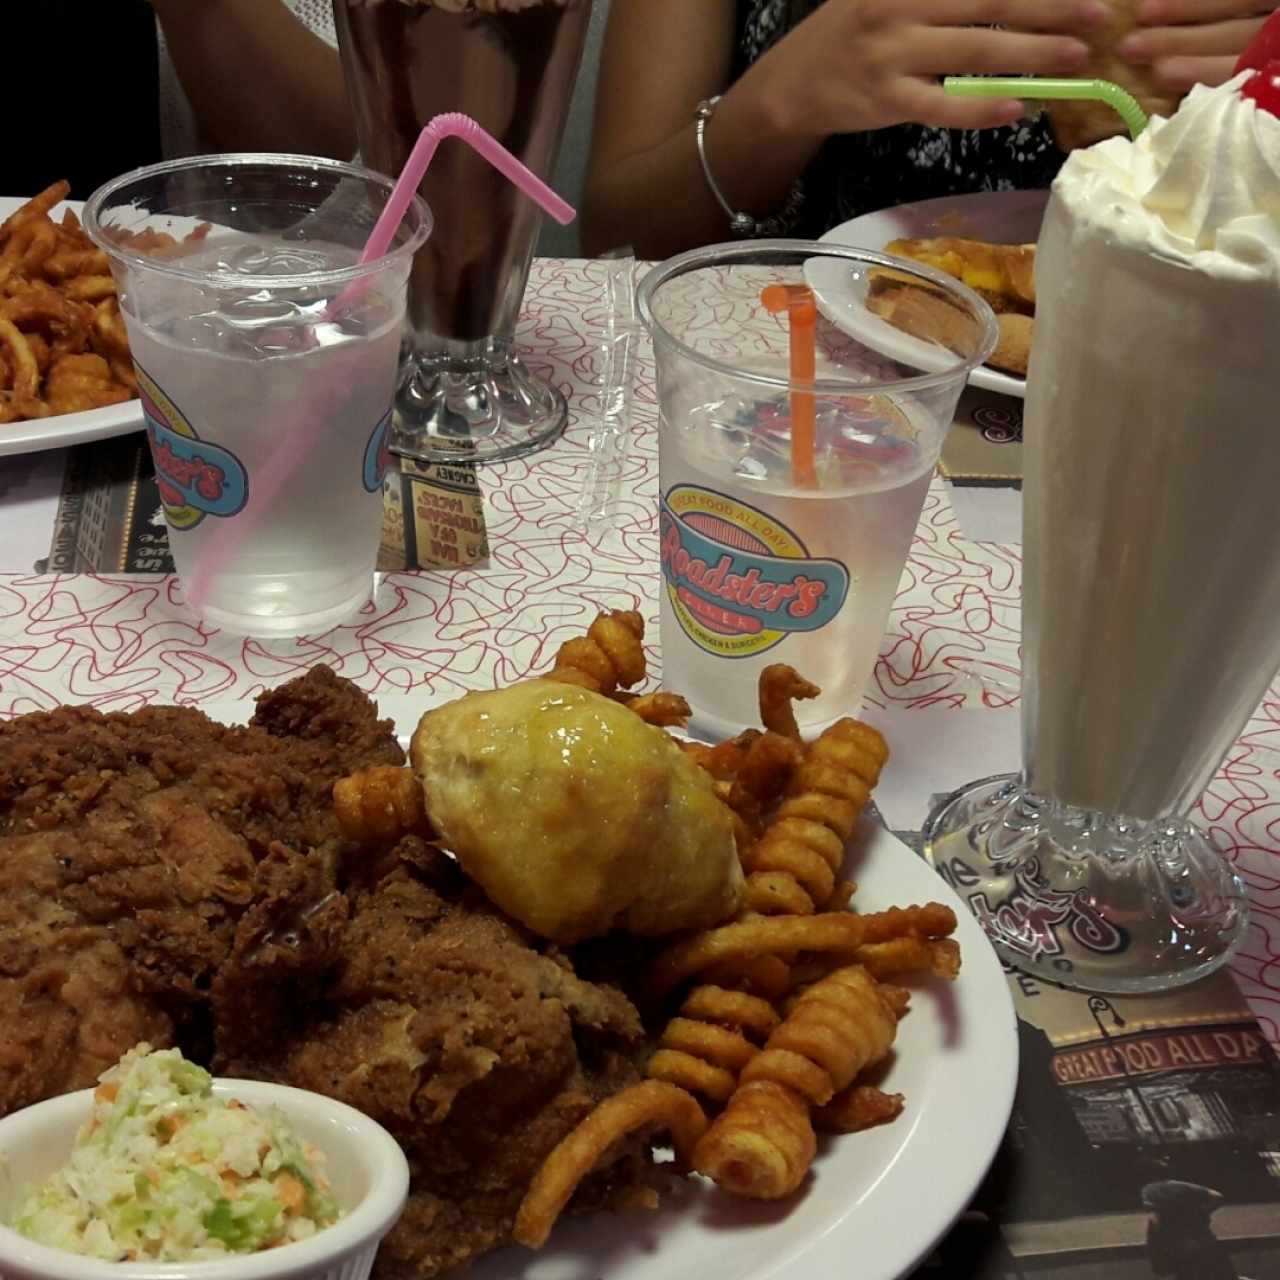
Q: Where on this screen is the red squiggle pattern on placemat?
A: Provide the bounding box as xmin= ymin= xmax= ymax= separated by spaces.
xmin=0 ymin=259 xmax=1276 ymax=1043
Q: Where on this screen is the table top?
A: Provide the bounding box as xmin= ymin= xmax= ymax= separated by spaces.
xmin=0 ymin=257 xmax=1276 ymax=1044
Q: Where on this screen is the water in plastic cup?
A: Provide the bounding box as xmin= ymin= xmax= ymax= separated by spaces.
xmin=638 ymin=243 xmax=997 ymax=739
xmin=84 ymin=156 xmax=431 ymax=637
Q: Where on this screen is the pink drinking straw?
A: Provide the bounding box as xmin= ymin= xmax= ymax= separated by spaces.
xmin=183 ymin=113 xmax=575 ymax=617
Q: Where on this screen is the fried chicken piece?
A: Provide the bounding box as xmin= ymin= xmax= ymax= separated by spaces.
xmin=0 ymin=667 xmax=401 ymax=1117
xmin=214 ymin=841 xmax=653 ymax=1279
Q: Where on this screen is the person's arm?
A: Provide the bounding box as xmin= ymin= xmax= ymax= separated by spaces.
xmin=1121 ymin=0 xmax=1278 ymax=91
xmin=151 ymin=0 xmax=356 ymax=159
xmin=584 ymin=0 xmax=1105 ymax=259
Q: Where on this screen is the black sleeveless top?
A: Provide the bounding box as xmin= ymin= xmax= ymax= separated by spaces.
xmin=10 ymin=0 xmax=161 ymax=202
xmin=735 ymin=0 xmax=1066 ymax=235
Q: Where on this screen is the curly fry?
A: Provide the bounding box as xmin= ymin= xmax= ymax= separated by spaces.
xmin=741 ymin=870 xmax=815 ymax=917
xmin=644 ymin=913 xmax=868 ymax=1001
xmin=741 ymin=966 xmax=899 ymax=1104
xmin=701 ymin=955 xmax=793 ymax=1002
xmin=0 ymin=181 xmax=69 ymax=242
xmin=622 ymin=691 xmax=690 ymax=727
xmin=43 ymin=248 xmax=110 ymax=281
xmin=63 ymin=276 xmax=118 ymax=303
xmin=726 ymin=731 xmax=803 ymax=840
xmin=744 ymin=717 xmax=890 ymax=913
xmin=682 ymin=729 xmax=762 ymax=782
xmin=692 ymin=1081 xmax=815 ymax=1200
xmin=758 ymin=665 xmax=821 ymax=740
xmin=333 ymin=765 xmax=430 ymax=843
xmin=514 ymin=1082 xmax=707 ymax=1249
xmin=2 ymin=217 xmax=57 ymax=274
xmin=815 ymin=1084 xmax=905 ymax=1134
xmin=646 ymin=985 xmax=779 ymax=1104
xmin=544 ymin=609 xmax=647 ymax=695
xmin=0 ymin=317 xmax=39 ymax=398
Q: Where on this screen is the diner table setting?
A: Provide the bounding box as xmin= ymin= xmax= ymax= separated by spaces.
xmin=1 ymin=4 xmax=1279 ymax=1279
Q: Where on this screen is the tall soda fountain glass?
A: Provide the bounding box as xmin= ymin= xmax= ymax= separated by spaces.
xmin=922 ymin=74 xmax=1280 ymax=994
xmin=84 ymin=154 xmax=430 ymax=637
xmin=639 ymin=242 xmax=997 ymax=741
xmin=333 ymin=0 xmax=592 ymax=464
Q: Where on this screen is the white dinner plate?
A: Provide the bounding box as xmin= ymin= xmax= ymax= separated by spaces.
xmin=0 ymin=194 xmax=145 ymax=458
xmin=814 ymin=190 xmax=1050 ymax=400
xmin=202 ymin=693 xmax=1019 ymax=1280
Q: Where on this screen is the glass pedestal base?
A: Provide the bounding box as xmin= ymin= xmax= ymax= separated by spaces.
xmin=922 ymin=775 xmax=1248 ymax=994
xmin=390 ymin=339 xmax=567 ymax=465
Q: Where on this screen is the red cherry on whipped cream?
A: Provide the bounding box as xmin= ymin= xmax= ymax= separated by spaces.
xmin=1242 ymin=60 xmax=1280 ymax=115
xmin=1235 ymin=9 xmax=1280 ymax=74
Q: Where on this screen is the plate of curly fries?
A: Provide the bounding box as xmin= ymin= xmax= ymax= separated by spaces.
xmin=0 ymin=187 xmax=145 ymax=456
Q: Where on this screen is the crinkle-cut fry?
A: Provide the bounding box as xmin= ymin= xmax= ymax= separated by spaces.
xmin=333 ymin=765 xmax=430 ymax=843
xmin=0 ymin=181 xmax=69 ymax=241
xmin=702 ymin=954 xmax=793 ymax=1002
xmin=544 ymin=609 xmax=646 ymax=695
xmin=646 ymin=985 xmax=779 ymax=1104
xmin=847 ymin=935 xmax=962 ymax=981
xmin=621 ymin=690 xmax=690 ymax=726
xmin=693 ymin=1080 xmax=815 ymax=1200
xmin=644 ymin=913 xmax=866 ymax=1001
xmin=758 ymin=665 xmax=821 ymax=740
xmin=514 ymin=1082 xmax=707 ymax=1249
xmin=815 ymin=1084 xmax=905 ymax=1134
xmin=859 ymin=902 xmax=957 ymax=944
xmin=0 ymin=317 xmax=39 ymax=398
xmin=741 ymin=965 xmax=900 ymax=1104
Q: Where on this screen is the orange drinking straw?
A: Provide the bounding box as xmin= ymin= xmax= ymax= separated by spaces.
xmin=760 ymin=283 xmax=818 ymax=487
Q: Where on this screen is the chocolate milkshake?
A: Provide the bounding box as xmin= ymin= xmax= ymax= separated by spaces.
xmin=334 ymin=0 xmax=592 ymax=459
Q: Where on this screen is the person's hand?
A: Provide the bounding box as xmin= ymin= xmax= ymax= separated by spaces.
xmin=1120 ymin=0 xmax=1279 ymax=91
xmin=736 ymin=0 xmax=1109 ymax=136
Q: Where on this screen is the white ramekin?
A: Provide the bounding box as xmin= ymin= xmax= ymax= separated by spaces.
xmin=0 ymin=1079 xmax=409 ymax=1280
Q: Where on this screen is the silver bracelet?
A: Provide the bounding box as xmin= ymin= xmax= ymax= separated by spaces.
xmin=694 ymin=97 xmax=805 ymax=238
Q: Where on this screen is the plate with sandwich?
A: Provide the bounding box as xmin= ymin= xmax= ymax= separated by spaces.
xmin=811 ymin=189 xmax=1049 ymax=398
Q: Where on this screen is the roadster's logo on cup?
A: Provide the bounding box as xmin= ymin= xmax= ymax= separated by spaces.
xmin=362 ymin=409 xmax=393 ymax=493
xmin=661 ymin=484 xmax=849 ymax=658
xmin=136 ymin=364 xmax=249 ymax=531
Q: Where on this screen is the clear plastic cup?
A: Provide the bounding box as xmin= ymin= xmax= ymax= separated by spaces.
xmin=638 ymin=241 xmax=997 ymax=739
xmin=84 ymin=154 xmax=431 ymax=637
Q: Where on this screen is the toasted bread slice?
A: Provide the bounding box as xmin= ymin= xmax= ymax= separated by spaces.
xmin=868 ymin=273 xmax=1035 ymax=378
xmin=990 ymin=313 xmax=1034 ymax=378
xmin=884 ymin=236 xmax=1036 ymax=313
xmin=866 ymin=277 xmax=985 ymax=358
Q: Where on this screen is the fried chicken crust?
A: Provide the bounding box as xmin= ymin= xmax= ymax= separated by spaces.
xmin=0 ymin=670 xmax=657 ymax=1276
xmin=214 ymin=841 xmax=648 ymax=1279
xmin=0 ymin=667 xmax=400 ymax=1115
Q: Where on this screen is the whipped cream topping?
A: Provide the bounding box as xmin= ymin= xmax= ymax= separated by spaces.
xmin=1054 ymin=71 xmax=1280 ymax=276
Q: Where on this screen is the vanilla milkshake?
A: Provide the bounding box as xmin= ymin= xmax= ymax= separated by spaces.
xmin=1024 ymin=73 xmax=1280 ymax=818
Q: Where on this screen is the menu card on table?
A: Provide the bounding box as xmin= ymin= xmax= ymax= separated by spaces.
xmin=898 ymin=831 xmax=1280 ymax=1278
xmin=43 ymin=434 xmax=488 ymax=574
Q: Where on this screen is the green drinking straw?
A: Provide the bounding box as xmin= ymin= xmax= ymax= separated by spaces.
xmin=943 ymin=77 xmax=1149 ymax=139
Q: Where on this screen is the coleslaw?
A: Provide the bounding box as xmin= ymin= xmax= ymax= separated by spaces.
xmin=12 ymin=1044 xmax=342 ymax=1261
